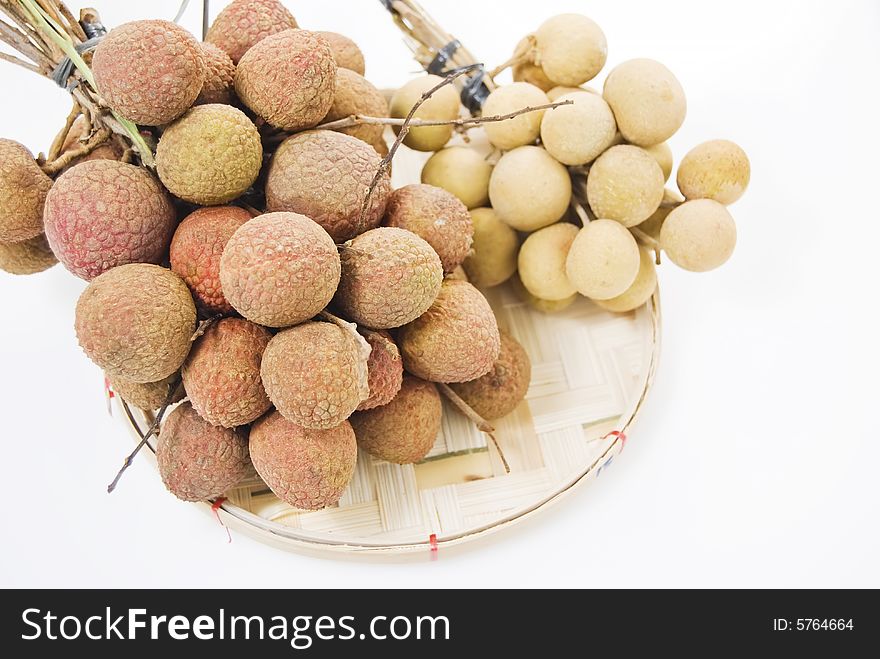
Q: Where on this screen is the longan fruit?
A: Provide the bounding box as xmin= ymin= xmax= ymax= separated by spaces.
xmin=421 ymin=146 xmax=492 ymax=209
xmin=518 ymin=222 xmax=579 ymax=301
xmin=636 ymin=188 xmax=685 ymax=240
xmin=462 ymin=208 xmax=519 ymax=288
xmin=489 ymin=146 xmax=572 ymax=231
xmin=586 ymin=145 xmax=665 ymax=227
xmin=676 ymin=139 xmax=750 ymax=205
xmin=660 ymin=199 xmax=737 ymax=272
xmin=565 ymin=219 xmax=640 ymax=300
xmin=593 ymin=248 xmax=657 ymax=313
xmin=482 ymin=83 xmax=550 ymax=151
xmin=512 ymin=37 xmax=554 ymax=92
xmin=541 ymin=92 xmax=617 ymax=166
xmin=390 ymin=75 xmax=461 ymax=152
xmin=534 ymin=14 xmax=608 ymax=86
xmin=604 ymin=59 xmax=686 ymax=147
xmin=510 ymin=274 xmax=577 ymax=313
xmin=643 ymin=142 xmax=673 ymax=182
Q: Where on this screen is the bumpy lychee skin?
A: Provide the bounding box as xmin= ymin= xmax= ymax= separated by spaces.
xmin=156 ymin=104 xmax=262 ymax=206
xmin=450 ymin=331 xmax=532 ymax=420
xmin=220 ymin=212 xmax=341 ymax=328
xmin=316 ymin=31 xmax=366 ymax=75
xmin=351 ymin=375 xmax=441 ymax=464
xmin=324 ymin=68 xmax=388 ymax=146
xmin=384 ymin=184 xmax=474 ymax=273
xmin=206 ymin=0 xmax=298 ymax=64
xmin=0 ymin=235 xmax=57 ymax=275
xmin=182 ymin=318 xmax=272 ymax=428
xmin=334 ymin=227 xmax=443 ymax=329
xmin=235 ymin=29 xmax=336 ymax=132
xmin=358 ymin=330 xmax=404 ymax=411
xmin=266 ymin=130 xmax=391 ymax=242
xmin=170 ymin=206 xmax=251 ymax=315
xmin=44 ymin=160 xmax=175 ymax=281
xmin=260 ymin=321 xmax=370 ymax=430
xmin=75 ymin=264 xmax=197 ymax=384
xmin=108 ymin=372 xmax=183 ymax=411
xmin=399 ymin=280 xmax=501 ymax=383
xmin=157 ymin=402 xmax=251 ymax=502
xmin=249 ymin=411 xmax=357 ymax=510
xmin=0 ymin=139 xmax=53 ymax=243
xmin=92 ymin=20 xmax=206 ymax=126
xmin=196 ymin=43 xmax=236 ymax=105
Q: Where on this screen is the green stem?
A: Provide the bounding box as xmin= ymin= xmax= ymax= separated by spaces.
xmin=17 ymin=0 xmax=155 ymax=167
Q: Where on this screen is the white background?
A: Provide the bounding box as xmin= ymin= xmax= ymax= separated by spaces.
xmin=1 ymin=0 xmax=878 ymax=588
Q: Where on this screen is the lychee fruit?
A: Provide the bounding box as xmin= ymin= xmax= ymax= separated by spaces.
xmin=108 ymin=372 xmax=183 ymax=412
xmin=75 ymin=264 xmax=197 ymax=384
xmin=156 ymin=104 xmax=262 ymax=206
xmin=157 ymin=402 xmax=251 ymax=502
xmin=220 ymin=212 xmax=341 ymax=328
xmin=350 ymin=375 xmax=441 ymax=464
xmin=334 ymin=227 xmax=443 ymax=330
xmin=0 ymin=139 xmax=53 ymax=243
xmin=249 ymin=411 xmax=357 ymax=510
xmin=260 ymin=321 xmax=370 ymax=430
xmin=205 ymin=0 xmax=298 ymax=64
xmin=266 ymin=130 xmax=391 ymax=243
xmin=383 ymin=184 xmax=474 ymax=273
xmin=92 ymin=20 xmax=206 ymax=126
xmin=316 ymin=31 xmax=366 ymax=75
xmin=235 ymin=29 xmax=336 ymax=132
xmin=323 ymin=68 xmax=389 ymax=146
xmin=450 ymin=331 xmax=532 ymax=420
xmin=357 ymin=330 xmax=404 ymax=411
xmin=195 ymin=43 xmax=236 ymax=105
xmin=182 ymin=318 xmax=272 ymax=428
xmin=0 ymin=234 xmax=57 ymax=275
xmin=169 ymin=205 xmax=252 ymax=315
xmin=44 ymin=160 xmax=176 ymax=280
xmin=399 ymin=280 xmax=501 ymax=383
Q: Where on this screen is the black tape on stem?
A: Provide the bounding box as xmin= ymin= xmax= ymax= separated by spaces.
xmin=51 ymin=19 xmax=106 ymax=90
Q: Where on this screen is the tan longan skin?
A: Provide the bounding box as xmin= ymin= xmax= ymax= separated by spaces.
xmin=512 ymin=37 xmax=554 ymax=92
xmin=593 ymin=248 xmax=657 ymax=313
xmin=421 ymin=147 xmax=492 ymax=209
xmin=534 ymin=14 xmax=608 ymax=86
xmin=565 ymin=219 xmax=640 ymax=300
xmin=677 ymin=140 xmax=750 ymax=205
xmin=586 ymin=145 xmax=665 ymax=227
xmin=541 ymin=92 xmax=617 ymax=166
xmin=510 ymin=274 xmax=577 ymax=313
xmin=518 ymin=222 xmax=579 ymax=301
xmin=660 ymin=199 xmax=737 ymax=272
xmin=489 ymin=146 xmax=572 ymax=231
xmin=637 ymin=188 xmax=685 ymax=239
xmin=644 ymin=142 xmax=674 ymax=182
xmin=482 ymin=83 xmax=550 ymax=151
xmin=462 ymin=208 xmax=519 ymax=288
xmin=603 ymin=59 xmax=686 ymax=147
xmin=390 ymin=76 xmax=461 ymax=152
xmin=547 ymin=86 xmax=593 ymax=102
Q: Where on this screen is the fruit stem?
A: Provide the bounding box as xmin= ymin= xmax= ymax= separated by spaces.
xmin=44 ymin=99 xmax=80 ymax=162
xmin=630 ymin=227 xmax=663 ymax=265
xmin=437 ymin=383 xmax=511 ymax=474
xmin=487 ymin=34 xmax=536 ymax=80
xmin=107 ymin=380 xmax=183 ymax=494
xmin=41 ymin=125 xmax=109 ymax=175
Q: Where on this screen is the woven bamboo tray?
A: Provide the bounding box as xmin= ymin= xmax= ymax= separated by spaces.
xmin=118 ymin=135 xmax=661 ymax=559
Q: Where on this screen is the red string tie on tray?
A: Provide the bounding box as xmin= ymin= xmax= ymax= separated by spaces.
xmin=602 ymin=430 xmax=627 ymax=451
xmin=429 ymin=533 xmax=438 ymax=560
xmin=104 ymin=376 xmax=114 ymax=416
xmin=211 ymin=497 xmax=232 ymax=544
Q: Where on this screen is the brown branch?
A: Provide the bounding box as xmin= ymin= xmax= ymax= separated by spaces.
xmin=318 ymin=99 xmax=571 ymax=132
xmin=107 ymin=379 xmax=182 ymax=493
xmin=357 ymin=64 xmax=480 ymax=228
xmin=190 ymin=314 xmax=222 ymax=342
xmin=46 ymin=99 xmax=79 ymax=161
xmin=0 ymin=48 xmax=39 ymax=72
xmin=40 ymin=125 xmax=108 ymax=174
xmin=437 ymin=383 xmax=511 ymax=474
